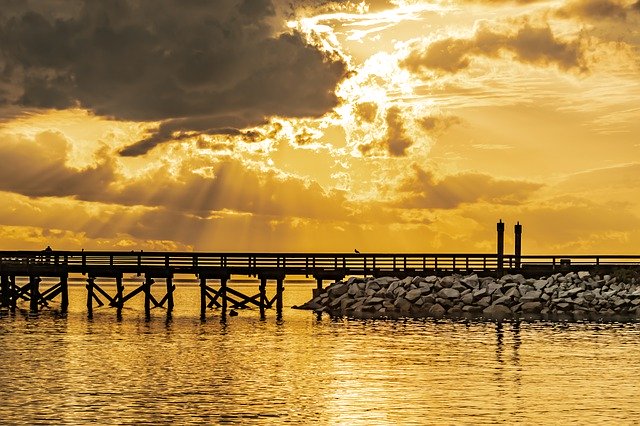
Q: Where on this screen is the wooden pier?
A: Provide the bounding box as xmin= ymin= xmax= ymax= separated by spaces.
xmin=0 ymin=249 xmax=639 ymax=318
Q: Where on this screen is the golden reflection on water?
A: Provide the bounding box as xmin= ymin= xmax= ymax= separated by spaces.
xmin=0 ymin=282 xmax=639 ymax=425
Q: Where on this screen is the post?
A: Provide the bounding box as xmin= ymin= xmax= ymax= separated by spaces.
xmin=200 ymin=276 xmax=206 ymax=321
xmin=497 ymin=219 xmax=505 ymax=277
xmin=29 ymin=276 xmax=40 ymax=313
xmin=144 ymin=277 xmax=153 ymax=319
xmin=9 ymin=276 xmax=16 ymax=311
xmin=115 ymin=276 xmax=124 ymax=310
xmin=259 ymin=277 xmax=267 ymax=319
xmin=86 ymin=277 xmax=94 ymax=318
xmin=220 ymin=277 xmax=228 ymax=317
xmin=166 ymin=276 xmax=174 ymax=313
xmin=514 ymin=221 xmax=522 ymax=270
xmin=60 ymin=274 xmax=68 ymax=313
xmin=276 ymin=277 xmax=284 ymax=318
xmin=1 ymin=275 xmax=9 ymax=308
xmin=313 ymin=277 xmax=323 ymax=298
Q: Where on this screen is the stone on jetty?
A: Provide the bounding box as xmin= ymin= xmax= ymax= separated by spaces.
xmin=296 ymin=269 xmax=640 ymax=322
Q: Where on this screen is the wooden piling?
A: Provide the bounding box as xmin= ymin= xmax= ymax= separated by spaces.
xmin=220 ymin=277 xmax=228 ymax=317
xmin=115 ymin=276 xmax=124 ymax=310
xmin=144 ymin=277 xmax=153 ymax=318
xmin=86 ymin=277 xmax=94 ymax=318
xmin=1 ymin=275 xmax=9 ymax=308
xmin=200 ymin=276 xmax=207 ymax=320
xmin=276 ymin=277 xmax=284 ymax=317
xmin=60 ymin=274 xmax=68 ymax=313
xmin=166 ymin=276 xmax=174 ymax=313
xmin=259 ymin=277 xmax=267 ymax=319
xmin=9 ymin=276 xmax=16 ymax=311
xmin=29 ymin=276 xmax=40 ymax=313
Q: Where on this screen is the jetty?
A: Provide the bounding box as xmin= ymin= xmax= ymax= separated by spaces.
xmin=0 ymin=222 xmax=639 ymax=319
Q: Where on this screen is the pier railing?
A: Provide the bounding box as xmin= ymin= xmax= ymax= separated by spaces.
xmin=1 ymin=251 xmax=640 ymax=276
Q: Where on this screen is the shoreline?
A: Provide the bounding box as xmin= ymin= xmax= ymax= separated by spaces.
xmin=295 ymin=271 xmax=640 ymax=322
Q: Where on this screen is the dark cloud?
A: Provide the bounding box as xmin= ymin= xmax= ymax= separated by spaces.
xmin=394 ymin=164 xmax=543 ymax=209
xmin=402 ymin=22 xmax=588 ymax=74
xmin=358 ymin=106 xmax=412 ymax=157
xmin=0 ymin=0 xmax=347 ymax=155
xmin=555 ymin=0 xmax=640 ymax=20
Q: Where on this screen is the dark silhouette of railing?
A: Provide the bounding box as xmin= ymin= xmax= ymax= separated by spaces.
xmin=1 ymin=250 xmax=640 ymax=275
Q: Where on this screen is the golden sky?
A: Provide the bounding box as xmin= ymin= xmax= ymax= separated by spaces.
xmin=0 ymin=0 xmax=638 ymax=253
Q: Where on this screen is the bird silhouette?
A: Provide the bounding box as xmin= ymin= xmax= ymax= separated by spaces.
xmin=354 ymin=249 xmax=360 ymax=254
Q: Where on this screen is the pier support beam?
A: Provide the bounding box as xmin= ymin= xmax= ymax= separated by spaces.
xmin=276 ymin=277 xmax=284 ymax=318
xmin=86 ymin=277 xmax=95 ymax=318
xmin=1 ymin=275 xmax=9 ymax=309
xmin=29 ymin=276 xmax=40 ymax=313
xmin=259 ymin=278 xmax=267 ymax=319
xmin=165 ymin=276 xmax=174 ymax=314
xmin=200 ymin=276 xmax=207 ymax=321
xmin=60 ymin=274 xmax=68 ymax=313
xmin=497 ymin=220 xmax=505 ymax=277
xmin=144 ymin=277 xmax=154 ymax=319
xmin=220 ymin=276 xmax=228 ymax=320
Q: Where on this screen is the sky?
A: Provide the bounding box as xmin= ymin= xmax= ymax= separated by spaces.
xmin=0 ymin=0 xmax=639 ymax=254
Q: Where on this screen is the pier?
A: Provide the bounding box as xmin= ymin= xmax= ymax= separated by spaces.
xmin=1 ymin=223 xmax=639 ymax=318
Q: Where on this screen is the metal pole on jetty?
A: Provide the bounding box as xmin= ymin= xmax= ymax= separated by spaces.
xmin=514 ymin=222 xmax=522 ymax=270
xmin=259 ymin=277 xmax=267 ymax=319
xmin=86 ymin=277 xmax=94 ymax=318
xmin=497 ymin=220 xmax=505 ymax=277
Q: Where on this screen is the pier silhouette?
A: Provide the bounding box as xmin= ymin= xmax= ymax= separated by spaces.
xmin=1 ymin=222 xmax=639 ymax=318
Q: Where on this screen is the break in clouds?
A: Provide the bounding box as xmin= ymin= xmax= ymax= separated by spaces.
xmin=0 ymin=0 xmax=348 ymax=155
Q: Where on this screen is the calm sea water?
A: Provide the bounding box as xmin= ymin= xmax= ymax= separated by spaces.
xmin=1 ymin=278 xmax=640 ymax=425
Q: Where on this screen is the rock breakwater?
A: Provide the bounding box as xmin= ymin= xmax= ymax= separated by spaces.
xmin=295 ymin=271 xmax=640 ymax=322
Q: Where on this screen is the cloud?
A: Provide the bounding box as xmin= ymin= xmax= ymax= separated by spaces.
xmin=555 ymin=0 xmax=640 ymax=20
xmin=0 ymin=0 xmax=347 ymax=155
xmin=402 ymin=21 xmax=588 ymax=74
xmin=394 ymin=164 xmax=543 ymax=209
xmin=0 ymin=131 xmax=351 ymax=220
xmin=358 ymin=106 xmax=413 ymax=156
xmin=0 ymin=132 xmax=114 ymax=198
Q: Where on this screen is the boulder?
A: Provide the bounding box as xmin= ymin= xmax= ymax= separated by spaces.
xmin=521 ymin=301 xmax=542 ymax=313
xmin=405 ymin=288 xmax=423 ymax=303
xmin=428 ymin=304 xmax=446 ymax=318
xmin=473 ymin=288 xmax=488 ymax=298
xmin=461 ymin=293 xmax=474 ymax=305
xmin=577 ymin=271 xmax=590 ymax=280
xmin=483 ymin=304 xmax=512 ymax=320
xmin=520 ymin=290 xmax=542 ymax=302
xmin=437 ymin=288 xmax=461 ymax=299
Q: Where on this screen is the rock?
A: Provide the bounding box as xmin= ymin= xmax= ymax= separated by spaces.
xmin=486 ymin=283 xmax=502 ymax=295
xmin=395 ymin=297 xmax=412 ymax=314
xmin=520 ymin=290 xmax=542 ymax=302
xmin=504 ymin=287 xmax=520 ymax=299
xmin=577 ymin=271 xmax=590 ymax=280
xmin=477 ymin=297 xmax=492 ymax=307
xmin=461 ymin=293 xmax=474 ymax=305
xmin=473 ymin=288 xmax=488 ymax=298
xmin=533 ymin=280 xmax=547 ymax=291
xmin=405 ymin=288 xmax=423 ymax=302
xmin=428 ymin=304 xmax=446 ymax=318
xmin=521 ymin=301 xmax=542 ymax=313
xmin=367 ymin=297 xmax=385 ymax=304
xmin=440 ymin=276 xmax=455 ymax=288
xmin=497 ymin=295 xmax=516 ymax=306
xmin=483 ymin=304 xmax=512 ymax=320
xmin=437 ymin=288 xmax=460 ymax=299
xmin=424 ymin=275 xmax=438 ymax=283
xmin=374 ymin=277 xmax=396 ymax=286
xmin=461 ymin=274 xmax=479 ymax=288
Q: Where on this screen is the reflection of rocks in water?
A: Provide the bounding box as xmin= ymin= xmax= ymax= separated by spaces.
xmin=295 ymin=271 xmax=640 ymax=322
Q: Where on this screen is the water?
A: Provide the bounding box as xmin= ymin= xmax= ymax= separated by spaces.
xmin=1 ymin=280 xmax=640 ymax=425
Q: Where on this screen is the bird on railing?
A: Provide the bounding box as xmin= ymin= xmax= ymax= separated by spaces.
xmin=354 ymin=249 xmax=360 ymax=254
